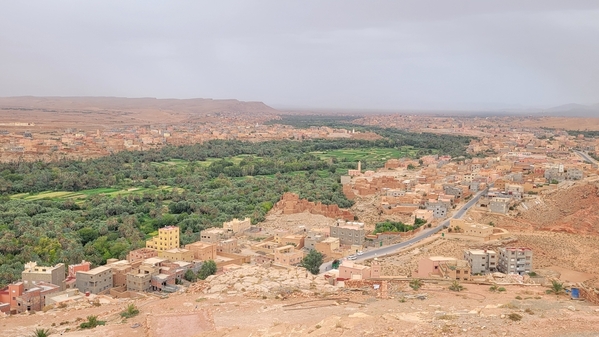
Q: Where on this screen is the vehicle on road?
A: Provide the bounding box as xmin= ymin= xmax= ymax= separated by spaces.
xmin=348 ymin=255 xmax=357 ymax=260
xmin=357 ymin=251 xmax=363 ymax=256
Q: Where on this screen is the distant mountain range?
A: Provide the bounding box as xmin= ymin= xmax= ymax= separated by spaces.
xmin=540 ymin=103 xmax=599 ymax=117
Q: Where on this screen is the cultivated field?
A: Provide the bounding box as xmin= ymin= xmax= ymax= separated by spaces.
xmin=313 ymin=146 xmax=418 ymax=162
xmin=10 ymin=186 xmax=174 ymax=201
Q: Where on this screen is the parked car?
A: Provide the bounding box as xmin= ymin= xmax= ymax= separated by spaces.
xmin=348 ymin=255 xmax=357 ymax=260
xmin=357 ymin=251 xmax=363 ymax=256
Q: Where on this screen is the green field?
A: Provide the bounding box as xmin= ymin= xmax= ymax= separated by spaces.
xmin=151 ymin=154 xmax=260 ymax=168
xmin=313 ymin=147 xmax=418 ymax=162
xmin=10 ymin=186 xmax=174 ymax=201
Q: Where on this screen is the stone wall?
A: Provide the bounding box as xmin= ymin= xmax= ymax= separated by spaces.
xmin=273 ymin=193 xmax=354 ymax=221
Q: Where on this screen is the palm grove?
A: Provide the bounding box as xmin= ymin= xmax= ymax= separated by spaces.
xmin=0 ymin=121 xmax=471 ymax=287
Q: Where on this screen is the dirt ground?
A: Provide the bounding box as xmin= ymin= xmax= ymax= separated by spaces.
xmin=3 ymin=282 xmax=599 ymax=337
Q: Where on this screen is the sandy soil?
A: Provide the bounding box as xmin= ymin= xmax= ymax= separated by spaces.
xmin=3 ymin=282 xmax=599 ymax=337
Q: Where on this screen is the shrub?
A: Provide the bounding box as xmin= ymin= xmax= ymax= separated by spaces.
xmin=498 ymin=287 xmax=506 ymax=292
xmin=547 ymin=280 xmax=564 ymax=295
xmin=120 ymin=303 xmax=140 ymax=319
xmin=507 ymin=313 xmax=522 ymax=321
xmin=79 ymin=315 xmax=106 ymax=329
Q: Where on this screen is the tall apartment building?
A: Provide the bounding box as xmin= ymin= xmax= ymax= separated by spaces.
xmin=329 ymin=221 xmax=365 ymax=245
xmin=464 ymin=249 xmax=498 ymax=275
xmin=498 ymin=247 xmax=533 ymax=275
xmin=21 ymin=262 xmax=66 ymax=291
xmin=76 ymin=266 xmax=113 ymax=294
xmin=146 ymin=226 xmax=180 ymax=251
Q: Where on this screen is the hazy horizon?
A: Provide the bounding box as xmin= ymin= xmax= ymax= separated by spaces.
xmin=1 ymin=1 xmax=599 ymax=111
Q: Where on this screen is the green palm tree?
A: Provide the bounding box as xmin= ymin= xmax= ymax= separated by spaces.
xmin=409 ymin=279 xmax=423 ymax=290
xmin=120 ymin=303 xmax=140 ymax=318
xmin=449 ymin=280 xmax=464 ymax=292
xmin=30 ymin=328 xmax=51 ymax=337
xmin=547 ymin=280 xmax=564 ymax=295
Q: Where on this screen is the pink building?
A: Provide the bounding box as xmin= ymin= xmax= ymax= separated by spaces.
xmin=338 ymin=260 xmax=381 ymax=280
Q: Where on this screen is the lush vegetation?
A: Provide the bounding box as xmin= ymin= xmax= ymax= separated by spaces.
xmin=566 ymin=130 xmax=599 ymax=138
xmin=0 ymin=126 xmax=471 ymax=287
xmin=301 ymin=249 xmax=324 ymax=275
xmin=373 ymin=220 xmax=426 ymax=234
xmin=267 ymin=115 xmax=472 ymax=158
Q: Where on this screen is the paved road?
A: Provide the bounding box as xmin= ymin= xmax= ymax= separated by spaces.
xmin=319 ymin=188 xmax=488 ymax=273
xmin=575 ymin=150 xmax=599 ymax=165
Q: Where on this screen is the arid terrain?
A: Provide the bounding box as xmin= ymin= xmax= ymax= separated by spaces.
xmin=0 ymin=96 xmax=279 ymax=131
xmin=2 ymin=279 xmax=599 ymax=337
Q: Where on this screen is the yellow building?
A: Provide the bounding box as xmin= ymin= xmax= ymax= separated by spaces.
xmin=146 ymin=226 xmax=180 ymax=251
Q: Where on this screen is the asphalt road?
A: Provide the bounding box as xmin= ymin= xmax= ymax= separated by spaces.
xmin=319 ymin=188 xmax=488 ymax=273
xmin=575 ymin=150 xmax=598 ymax=165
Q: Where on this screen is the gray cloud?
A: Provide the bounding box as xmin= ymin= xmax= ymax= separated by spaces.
xmin=1 ymin=0 xmax=598 ymax=110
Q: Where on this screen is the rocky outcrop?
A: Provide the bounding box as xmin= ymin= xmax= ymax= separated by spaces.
xmin=273 ymin=193 xmax=354 ymax=221
xmin=201 ymin=265 xmax=338 ymax=297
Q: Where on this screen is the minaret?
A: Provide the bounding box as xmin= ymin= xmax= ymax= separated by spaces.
xmin=358 ymin=161 xmax=361 ymax=172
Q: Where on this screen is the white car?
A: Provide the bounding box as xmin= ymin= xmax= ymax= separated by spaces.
xmin=348 ymin=255 xmax=357 ymax=260
xmin=356 ymin=251 xmax=363 ymax=256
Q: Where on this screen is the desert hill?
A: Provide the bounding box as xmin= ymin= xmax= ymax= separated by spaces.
xmin=540 ymin=103 xmax=599 ymax=118
xmin=0 ymin=96 xmax=279 ymax=131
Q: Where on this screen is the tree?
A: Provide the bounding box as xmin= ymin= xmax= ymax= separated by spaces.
xmin=300 ymin=249 xmax=324 ymax=275
xmin=197 ymin=260 xmax=217 ymax=280
xmin=30 ymin=328 xmax=51 ymax=337
xmin=184 ymin=269 xmax=197 ymax=282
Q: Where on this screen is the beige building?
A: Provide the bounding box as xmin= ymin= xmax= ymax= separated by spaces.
xmin=127 ymin=248 xmax=158 ymax=263
xmin=338 ymin=260 xmax=381 ymax=280
xmin=315 ymin=237 xmax=341 ymax=258
xmin=217 ymin=238 xmax=238 ymax=254
xmin=158 ymin=248 xmax=194 ymax=262
xmin=276 ymin=234 xmax=305 ymax=249
xmin=498 ymin=247 xmax=533 ymax=275
xmin=200 ymin=227 xmax=232 ymax=243
xmin=21 ymin=262 xmax=66 ymax=291
xmin=184 ymin=241 xmax=217 ymax=261
xmin=223 ymin=218 xmax=251 ymax=234
xmin=329 ymin=221 xmax=365 ymax=245
xmin=464 ymin=249 xmax=497 ymax=275
xmin=273 ymin=245 xmax=304 ymax=266
xmin=416 ymin=256 xmax=471 ymax=281
xmin=146 ymin=226 xmax=180 ymax=251
xmin=106 ymin=260 xmax=133 ymax=287
xmin=76 ymin=266 xmax=113 ymax=294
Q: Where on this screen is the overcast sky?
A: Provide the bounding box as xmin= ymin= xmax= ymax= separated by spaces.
xmin=1 ymin=1 xmax=598 ymax=110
